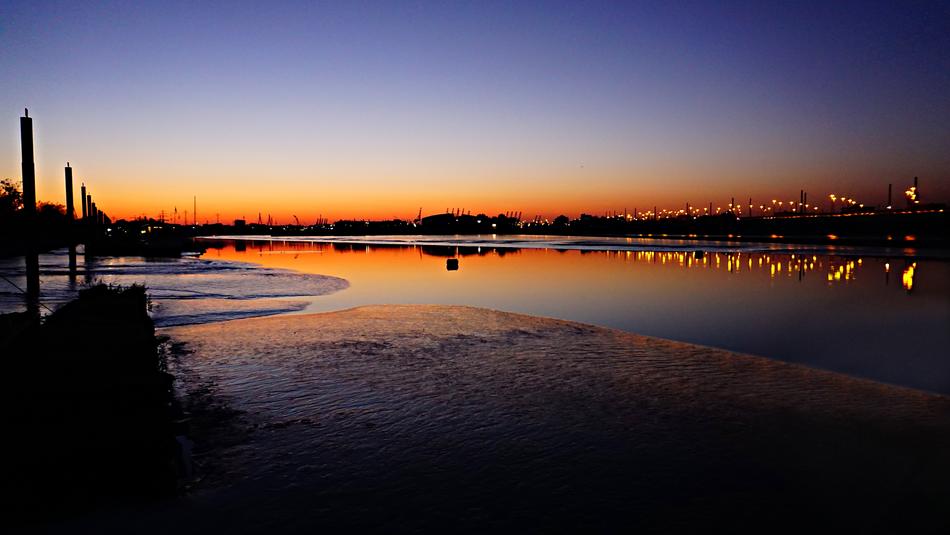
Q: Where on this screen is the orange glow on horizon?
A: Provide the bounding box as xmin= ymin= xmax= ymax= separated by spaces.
xmin=14 ymin=158 xmax=950 ymax=223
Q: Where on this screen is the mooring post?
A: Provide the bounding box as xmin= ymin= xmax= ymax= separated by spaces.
xmin=65 ymin=163 xmax=74 ymax=221
xmin=20 ymin=109 xmax=40 ymax=315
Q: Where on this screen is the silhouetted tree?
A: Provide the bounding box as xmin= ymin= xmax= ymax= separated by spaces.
xmin=0 ymin=181 xmax=70 ymax=250
xmin=38 ymin=202 xmax=66 ymax=221
xmin=553 ymin=215 xmax=569 ymax=226
xmin=0 ymin=178 xmax=22 ymax=218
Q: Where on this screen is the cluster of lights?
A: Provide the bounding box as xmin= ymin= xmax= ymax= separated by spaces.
xmin=585 ymin=186 xmax=921 ymax=222
xmin=828 ymin=193 xmax=864 ymax=211
xmin=905 ymin=186 xmax=919 ymax=204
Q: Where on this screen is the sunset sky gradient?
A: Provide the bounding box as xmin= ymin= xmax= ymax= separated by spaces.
xmin=1 ymin=1 xmax=948 ymax=222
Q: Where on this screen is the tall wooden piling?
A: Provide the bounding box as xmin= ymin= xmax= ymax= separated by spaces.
xmin=20 ymin=109 xmax=36 ymax=219
xmin=65 ymin=163 xmax=75 ymax=221
xmin=20 ymin=109 xmax=39 ymax=314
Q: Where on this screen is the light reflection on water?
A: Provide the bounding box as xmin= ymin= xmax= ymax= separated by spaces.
xmin=1 ymin=238 xmax=947 ymax=393
xmin=202 ymin=238 xmax=950 ymax=393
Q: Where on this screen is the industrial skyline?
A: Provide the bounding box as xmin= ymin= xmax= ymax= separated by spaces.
xmin=5 ymin=106 xmax=941 ymax=227
xmin=2 ymin=2 xmax=949 ymax=221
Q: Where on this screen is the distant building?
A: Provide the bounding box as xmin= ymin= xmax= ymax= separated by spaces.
xmin=234 ymin=219 xmax=246 ymax=228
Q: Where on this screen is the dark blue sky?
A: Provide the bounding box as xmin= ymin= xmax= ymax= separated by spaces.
xmin=1 ymin=1 xmax=947 ymax=219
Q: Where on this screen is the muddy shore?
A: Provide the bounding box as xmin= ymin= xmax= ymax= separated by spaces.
xmin=47 ymin=305 xmax=950 ymax=532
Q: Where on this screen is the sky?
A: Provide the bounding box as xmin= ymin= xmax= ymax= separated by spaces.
xmin=1 ymin=0 xmax=948 ymax=222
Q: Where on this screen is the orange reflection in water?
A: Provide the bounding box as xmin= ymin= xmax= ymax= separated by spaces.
xmin=903 ymin=262 xmax=916 ymax=292
xmin=198 ymin=239 xmax=950 ymax=394
xmin=202 ymin=240 xmax=920 ymax=301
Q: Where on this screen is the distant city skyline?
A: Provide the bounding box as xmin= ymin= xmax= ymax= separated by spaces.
xmin=2 ymin=1 xmax=948 ymax=222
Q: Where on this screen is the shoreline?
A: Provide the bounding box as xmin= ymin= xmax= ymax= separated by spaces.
xmin=5 ymin=245 xmax=948 ymax=394
xmin=162 ymin=305 xmax=950 ymax=397
xmin=128 ymin=304 xmax=950 ymax=532
xmin=166 ymin=303 xmax=950 ymax=399
xmin=1 ymin=285 xmax=183 ymax=526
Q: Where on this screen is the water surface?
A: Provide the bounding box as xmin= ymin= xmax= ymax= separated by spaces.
xmin=0 ymin=249 xmax=347 ymax=326
xmin=2 ymin=235 xmax=947 ymax=393
xmin=201 ymin=236 xmax=950 ymax=393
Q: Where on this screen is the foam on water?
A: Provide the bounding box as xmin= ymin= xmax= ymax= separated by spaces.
xmin=0 ymin=249 xmax=348 ymax=326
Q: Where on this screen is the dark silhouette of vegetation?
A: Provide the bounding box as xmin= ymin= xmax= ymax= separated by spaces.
xmin=0 ymin=177 xmax=23 ymax=215
xmin=0 ymin=179 xmax=73 ymax=256
xmin=0 ymin=284 xmax=184 ymax=523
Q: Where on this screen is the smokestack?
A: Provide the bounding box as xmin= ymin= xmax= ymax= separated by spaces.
xmin=914 ymin=176 xmax=919 ymax=203
xmin=80 ymin=183 xmax=87 ymax=220
xmin=748 ymin=197 xmax=752 ymax=218
xmin=887 ymin=183 xmax=892 ymax=208
xmin=20 ymin=109 xmax=36 ymax=218
xmin=87 ymin=194 xmax=92 ymax=222
xmin=65 ymin=163 xmax=74 ymax=221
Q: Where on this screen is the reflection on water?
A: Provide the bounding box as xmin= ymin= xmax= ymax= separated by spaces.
xmin=903 ymin=262 xmax=916 ymax=292
xmin=1 ymin=238 xmax=947 ymax=392
xmin=202 ymin=238 xmax=949 ymax=393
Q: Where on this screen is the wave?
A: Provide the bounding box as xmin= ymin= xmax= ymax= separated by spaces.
xmin=0 ymin=252 xmax=349 ymax=324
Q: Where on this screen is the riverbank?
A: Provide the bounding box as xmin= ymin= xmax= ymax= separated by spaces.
xmin=0 ymin=285 xmax=183 ymax=525
xmin=50 ymin=304 xmax=949 ymax=533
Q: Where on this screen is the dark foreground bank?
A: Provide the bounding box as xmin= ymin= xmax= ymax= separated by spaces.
xmin=48 ymin=305 xmax=950 ymax=534
xmin=0 ymin=285 xmax=184 ymax=525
